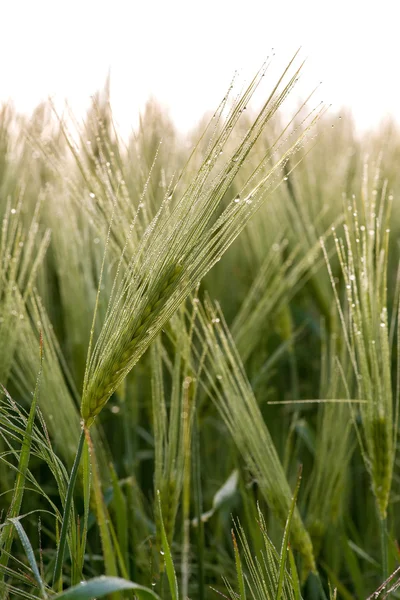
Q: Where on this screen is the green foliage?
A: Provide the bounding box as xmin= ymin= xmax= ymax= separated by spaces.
xmin=1 ymin=56 xmax=400 ymax=600
xmin=227 ymin=504 xmax=302 ymax=600
xmin=322 ymin=173 xmax=399 ymax=520
xmin=53 ymin=577 xmax=161 ymax=600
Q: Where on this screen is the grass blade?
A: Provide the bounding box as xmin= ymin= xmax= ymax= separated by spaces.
xmin=88 ymin=431 xmax=118 ymax=578
xmin=9 ymin=517 xmax=47 ymax=598
xmin=157 ymin=489 xmax=179 ymax=600
xmin=52 ymin=428 xmax=86 ymax=589
xmin=53 ymin=576 xmax=161 ymax=599
xmin=0 ymin=335 xmax=43 ymax=574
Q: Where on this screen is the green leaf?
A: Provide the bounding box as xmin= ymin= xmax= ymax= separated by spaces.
xmin=53 ymin=576 xmax=161 ymax=599
xmin=77 ymin=431 xmax=91 ymax=578
xmin=90 ymin=435 xmax=118 ymax=579
xmin=347 ymin=539 xmax=379 ymax=567
xmin=289 ymin=547 xmax=301 ymax=600
xmin=294 ymin=420 xmax=316 ymax=455
xmin=157 ymin=490 xmax=179 ymax=600
xmin=53 ymin=429 xmax=86 ymax=590
xmin=192 ymin=470 xmax=238 ymax=525
xmin=109 ymin=461 xmax=128 ymax=569
xmin=9 ymin=517 xmax=47 ymax=598
xmin=0 ymin=350 xmax=42 ymax=574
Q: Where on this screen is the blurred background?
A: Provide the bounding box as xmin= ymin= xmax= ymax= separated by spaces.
xmin=2 ymin=0 xmax=400 ymax=134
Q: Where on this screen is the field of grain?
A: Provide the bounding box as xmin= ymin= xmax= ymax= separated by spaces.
xmin=1 ymin=57 xmax=400 ymax=599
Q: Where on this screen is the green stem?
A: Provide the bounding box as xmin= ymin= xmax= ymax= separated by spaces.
xmin=380 ymin=516 xmax=388 ymax=581
xmin=52 ymin=428 xmax=86 ymax=589
xmin=193 ymin=416 xmax=205 ymax=600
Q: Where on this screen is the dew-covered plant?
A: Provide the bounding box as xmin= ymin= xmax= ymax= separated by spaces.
xmin=80 ymin=54 xmax=319 ymax=429
xmin=2 ymin=51 xmax=400 ymax=600
xmin=322 ymin=167 xmax=399 ymax=577
xmin=50 ymin=55 xmax=322 ymax=592
xmin=305 ymin=318 xmax=354 ymax=557
xmin=191 ymin=296 xmax=316 ymax=576
xmin=226 ymin=502 xmax=303 ymax=600
xmin=0 ymin=198 xmax=50 ymax=386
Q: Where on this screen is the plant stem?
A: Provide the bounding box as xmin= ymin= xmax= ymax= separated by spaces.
xmin=193 ymin=417 xmax=205 ymax=600
xmin=181 ymin=381 xmax=192 ymax=600
xmin=52 ymin=427 xmax=86 ymax=589
xmin=380 ymin=516 xmax=388 ymax=581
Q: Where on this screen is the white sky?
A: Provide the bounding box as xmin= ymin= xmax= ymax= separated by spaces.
xmin=1 ymin=0 xmax=399 ymax=135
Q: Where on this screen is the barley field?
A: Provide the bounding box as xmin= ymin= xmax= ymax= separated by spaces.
xmin=1 ymin=57 xmax=400 ymax=599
